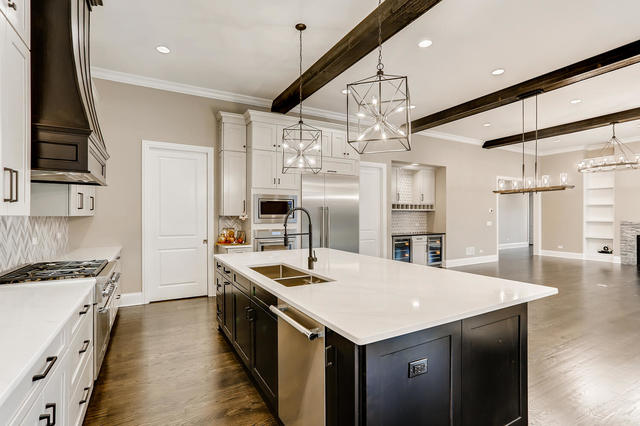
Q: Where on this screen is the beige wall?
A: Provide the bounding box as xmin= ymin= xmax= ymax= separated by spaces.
xmin=361 ymin=136 xmax=528 ymax=261
xmin=68 ymin=79 xmax=261 ymax=293
xmin=539 ymin=150 xmax=584 ymax=253
xmin=540 ymin=142 xmax=640 ymax=255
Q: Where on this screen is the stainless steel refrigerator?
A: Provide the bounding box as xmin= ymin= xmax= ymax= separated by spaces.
xmin=301 ymin=174 xmax=359 ymax=253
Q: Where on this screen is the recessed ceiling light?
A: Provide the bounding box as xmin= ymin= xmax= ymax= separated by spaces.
xmin=418 ymin=39 xmax=433 ymax=48
xmin=491 ymin=68 xmax=505 ymax=76
xmin=411 ymin=163 xmax=419 ymax=166
xmin=409 ymin=105 xmax=416 ymax=109
xmin=483 ymin=122 xmax=491 ymax=127
xmin=342 ymin=89 xmax=351 ymax=95
xmin=156 ymin=45 xmax=171 ymax=54
xmin=569 ymin=99 xmax=582 ymax=104
xmin=552 ymin=138 xmax=561 ymax=142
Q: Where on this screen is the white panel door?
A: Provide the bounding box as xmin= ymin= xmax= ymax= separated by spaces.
xmin=359 ymin=165 xmax=383 ymax=257
xmin=145 ymin=144 xmax=208 ymax=302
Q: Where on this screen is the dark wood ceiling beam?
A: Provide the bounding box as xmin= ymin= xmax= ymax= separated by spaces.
xmin=411 ymin=39 xmax=640 ymax=133
xmin=271 ymin=0 xmax=442 ymax=114
xmin=482 ymin=107 xmax=640 ymax=149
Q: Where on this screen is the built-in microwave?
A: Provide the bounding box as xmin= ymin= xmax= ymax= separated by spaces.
xmin=253 ymin=194 xmax=297 ymax=224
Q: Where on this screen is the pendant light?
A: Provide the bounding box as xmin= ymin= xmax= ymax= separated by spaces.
xmin=282 ymin=23 xmax=322 ymax=174
xmin=577 ymin=123 xmax=640 ymax=173
xmin=494 ymin=94 xmax=574 ymax=195
xmin=346 ymin=0 xmax=411 ymax=154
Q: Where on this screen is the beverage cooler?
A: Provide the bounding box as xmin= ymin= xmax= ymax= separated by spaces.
xmin=427 ymin=235 xmax=443 ymax=267
xmin=392 ymin=237 xmax=411 ymax=263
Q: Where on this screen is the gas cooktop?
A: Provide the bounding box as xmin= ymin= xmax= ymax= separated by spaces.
xmin=0 ymin=260 xmax=108 ymax=284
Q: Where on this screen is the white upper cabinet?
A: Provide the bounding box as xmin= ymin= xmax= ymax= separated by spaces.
xmin=249 ymin=122 xmax=278 ymax=151
xmin=276 ymin=154 xmax=298 ymax=190
xmin=412 ymin=168 xmax=435 ymax=205
xmin=0 ymin=0 xmax=29 ymax=49
xmin=1 ymin=15 xmax=30 ymax=216
xmin=330 ymin=132 xmax=358 ymax=160
xmin=69 ymin=185 xmax=96 ymax=217
xmin=220 ymin=122 xmax=246 ymax=152
xmin=220 ymin=150 xmax=247 ymax=216
xmin=30 ymin=183 xmax=96 ymax=217
xmin=251 ymin=148 xmax=277 ymax=190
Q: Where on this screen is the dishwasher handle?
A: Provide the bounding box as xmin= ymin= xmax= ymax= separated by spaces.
xmin=269 ymin=305 xmax=324 ymax=341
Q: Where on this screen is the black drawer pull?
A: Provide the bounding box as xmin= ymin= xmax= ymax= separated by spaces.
xmin=79 ymin=304 xmax=90 ymax=316
xmin=223 ymin=267 xmax=231 ymax=274
xmin=32 ymin=356 xmax=57 ymax=381
xmin=79 ymin=386 xmax=91 ymax=405
xmin=39 ymin=403 xmax=56 ymax=426
xmin=79 ymin=340 xmax=90 ymax=354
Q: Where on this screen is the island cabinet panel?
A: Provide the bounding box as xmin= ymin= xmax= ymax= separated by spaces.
xmin=363 ymin=321 xmax=461 ymax=426
xmin=232 ymin=285 xmax=252 ymax=366
xmin=461 ymin=304 xmax=528 ymax=426
xmin=222 ymin=277 xmax=234 ymax=339
xmin=251 ymin=300 xmax=278 ymax=410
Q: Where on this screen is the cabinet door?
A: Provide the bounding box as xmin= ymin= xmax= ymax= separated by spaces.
xmin=85 ymin=186 xmax=96 ymax=216
xmin=423 ymin=168 xmax=435 ymax=205
xmin=68 ymin=185 xmax=89 ymax=217
xmin=19 ymin=358 xmax=65 ymax=426
xmin=251 ymin=301 xmax=278 ymax=409
xmin=332 ymin=132 xmax=357 ymax=160
xmin=276 ymin=154 xmax=298 ymax=190
xmin=251 ymin=149 xmax=276 ymax=189
xmin=221 ymin=151 xmax=247 ymax=216
xmin=391 ymin=167 xmax=399 ymax=203
xmin=250 ymin=122 xmax=278 ymax=151
xmin=321 ymin=131 xmax=332 ymax=157
xmin=221 ymin=122 xmax=246 ymax=152
xmin=233 ymin=286 xmax=252 ymax=366
xmin=1 ymin=21 xmax=30 ymax=216
xmin=412 ymin=170 xmax=424 ymax=203
xmin=0 ymin=0 xmax=29 ymax=49
xmin=223 ymin=278 xmax=233 ymax=339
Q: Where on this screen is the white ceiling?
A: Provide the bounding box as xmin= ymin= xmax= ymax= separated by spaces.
xmin=90 ymin=0 xmax=640 ymax=154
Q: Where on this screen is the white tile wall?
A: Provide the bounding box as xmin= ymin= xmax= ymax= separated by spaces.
xmin=391 ymin=211 xmax=428 ymax=235
xmin=0 ymin=216 xmax=69 ymax=272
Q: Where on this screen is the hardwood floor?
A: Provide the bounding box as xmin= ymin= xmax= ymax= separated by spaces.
xmin=85 ymin=250 xmax=640 ymax=425
xmin=455 ymin=248 xmax=640 ymax=426
xmin=84 ymin=297 xmax=278 ymax=426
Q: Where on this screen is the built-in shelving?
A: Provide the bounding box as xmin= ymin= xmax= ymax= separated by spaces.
xmin=583 ymin=171 xmax=615 ymax=261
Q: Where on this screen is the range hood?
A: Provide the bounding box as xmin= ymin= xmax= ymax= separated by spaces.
xmin=31 ymin=0 xmax=109 ymax=186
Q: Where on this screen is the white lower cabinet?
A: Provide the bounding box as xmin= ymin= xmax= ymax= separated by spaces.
xmin=30 ymin=183 xmax=96 ymax=217
xmin=5 ymin=290 xmax=94 ymax=426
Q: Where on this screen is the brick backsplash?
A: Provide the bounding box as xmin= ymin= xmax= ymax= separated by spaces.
xmin=0 ymin=216 xmax=69 ymax=273
xmin=391 ymin=211 xmax=428 ymax=235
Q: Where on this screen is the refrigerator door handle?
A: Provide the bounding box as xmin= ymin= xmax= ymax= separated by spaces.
xmin=325 ymin=206 xmax=330 ymax=248
xmin=321 ymin=206 xmax=326 ymax=248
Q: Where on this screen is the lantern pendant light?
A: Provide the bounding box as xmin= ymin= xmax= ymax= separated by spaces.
xmin=282 ymin=23 xmax=322 ymax=174
xmin=346 ymin=0 xmax=411 ymax=154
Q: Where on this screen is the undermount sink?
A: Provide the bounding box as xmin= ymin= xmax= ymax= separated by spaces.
xmin=250 ymin=264 xmax=333 ymax=287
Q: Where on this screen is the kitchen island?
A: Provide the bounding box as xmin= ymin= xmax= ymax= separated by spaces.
xmin=214 ymin=248 xmax=557 ymax=425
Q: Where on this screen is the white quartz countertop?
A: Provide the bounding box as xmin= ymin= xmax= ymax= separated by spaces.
xmin=215 ymin=248 xmax=557 ymax=345
xmin=54 ymin=246 xmax=122 ymax=262
xmin=0 ymin=280 xmax=94 ymax=409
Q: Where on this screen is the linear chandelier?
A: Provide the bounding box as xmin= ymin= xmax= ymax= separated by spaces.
xmin=494 ymin=94 xmax=574 ymax=195
xmin=577 ymin=123 xmax=640 ymax=173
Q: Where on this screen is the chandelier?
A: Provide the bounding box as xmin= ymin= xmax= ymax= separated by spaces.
xmin=282 ymin=23 xmax=322 ymax=174
xmin=494 ymin=94 xmax=574 ymax=195
xmin=577 ymin=123 xmax=640 ymax=173
xmin=346 ymin=0 xmax=411 ymax=154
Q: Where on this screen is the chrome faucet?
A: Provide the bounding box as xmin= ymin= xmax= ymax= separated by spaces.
xmin=283 ymin=207 xmax=317 ymax=270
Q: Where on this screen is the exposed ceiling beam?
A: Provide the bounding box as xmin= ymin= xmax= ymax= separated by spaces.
xmin=411 ymin=39 xmax=640 ymax=133
xmin=482 ymin=107 xmax=640 ymax=149
xmin=271 ymin=0 xmax=442 ymax=114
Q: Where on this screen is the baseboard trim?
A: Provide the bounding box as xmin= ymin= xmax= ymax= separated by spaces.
xmin=499 ymin=242 xmax=530 ymax=250
xmin=539 ymin=250 xmax=621 ymax=264
xmin=445 ymin=255 xmax=498 ymax=268
xmin=119 ymin=292 xmax=145 ymax=307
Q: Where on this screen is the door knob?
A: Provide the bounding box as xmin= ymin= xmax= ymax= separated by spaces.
xmin=203 ymin=239 xmax=208 ymax=244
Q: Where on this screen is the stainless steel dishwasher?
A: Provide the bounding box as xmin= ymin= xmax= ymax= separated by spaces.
xmin=269 ymin=300 xmax=325 ymax=426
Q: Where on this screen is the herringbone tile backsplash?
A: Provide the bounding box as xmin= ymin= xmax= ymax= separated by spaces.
xmin=0 ymin=216 xmax=69 ymax=273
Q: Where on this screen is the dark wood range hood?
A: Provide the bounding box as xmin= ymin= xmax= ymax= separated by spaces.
xmin=31 ymin=0 xmax=109 ymax=186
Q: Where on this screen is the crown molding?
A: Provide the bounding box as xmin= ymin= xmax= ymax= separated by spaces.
xmin=91 ymin=67 xmax=347 ymax=123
